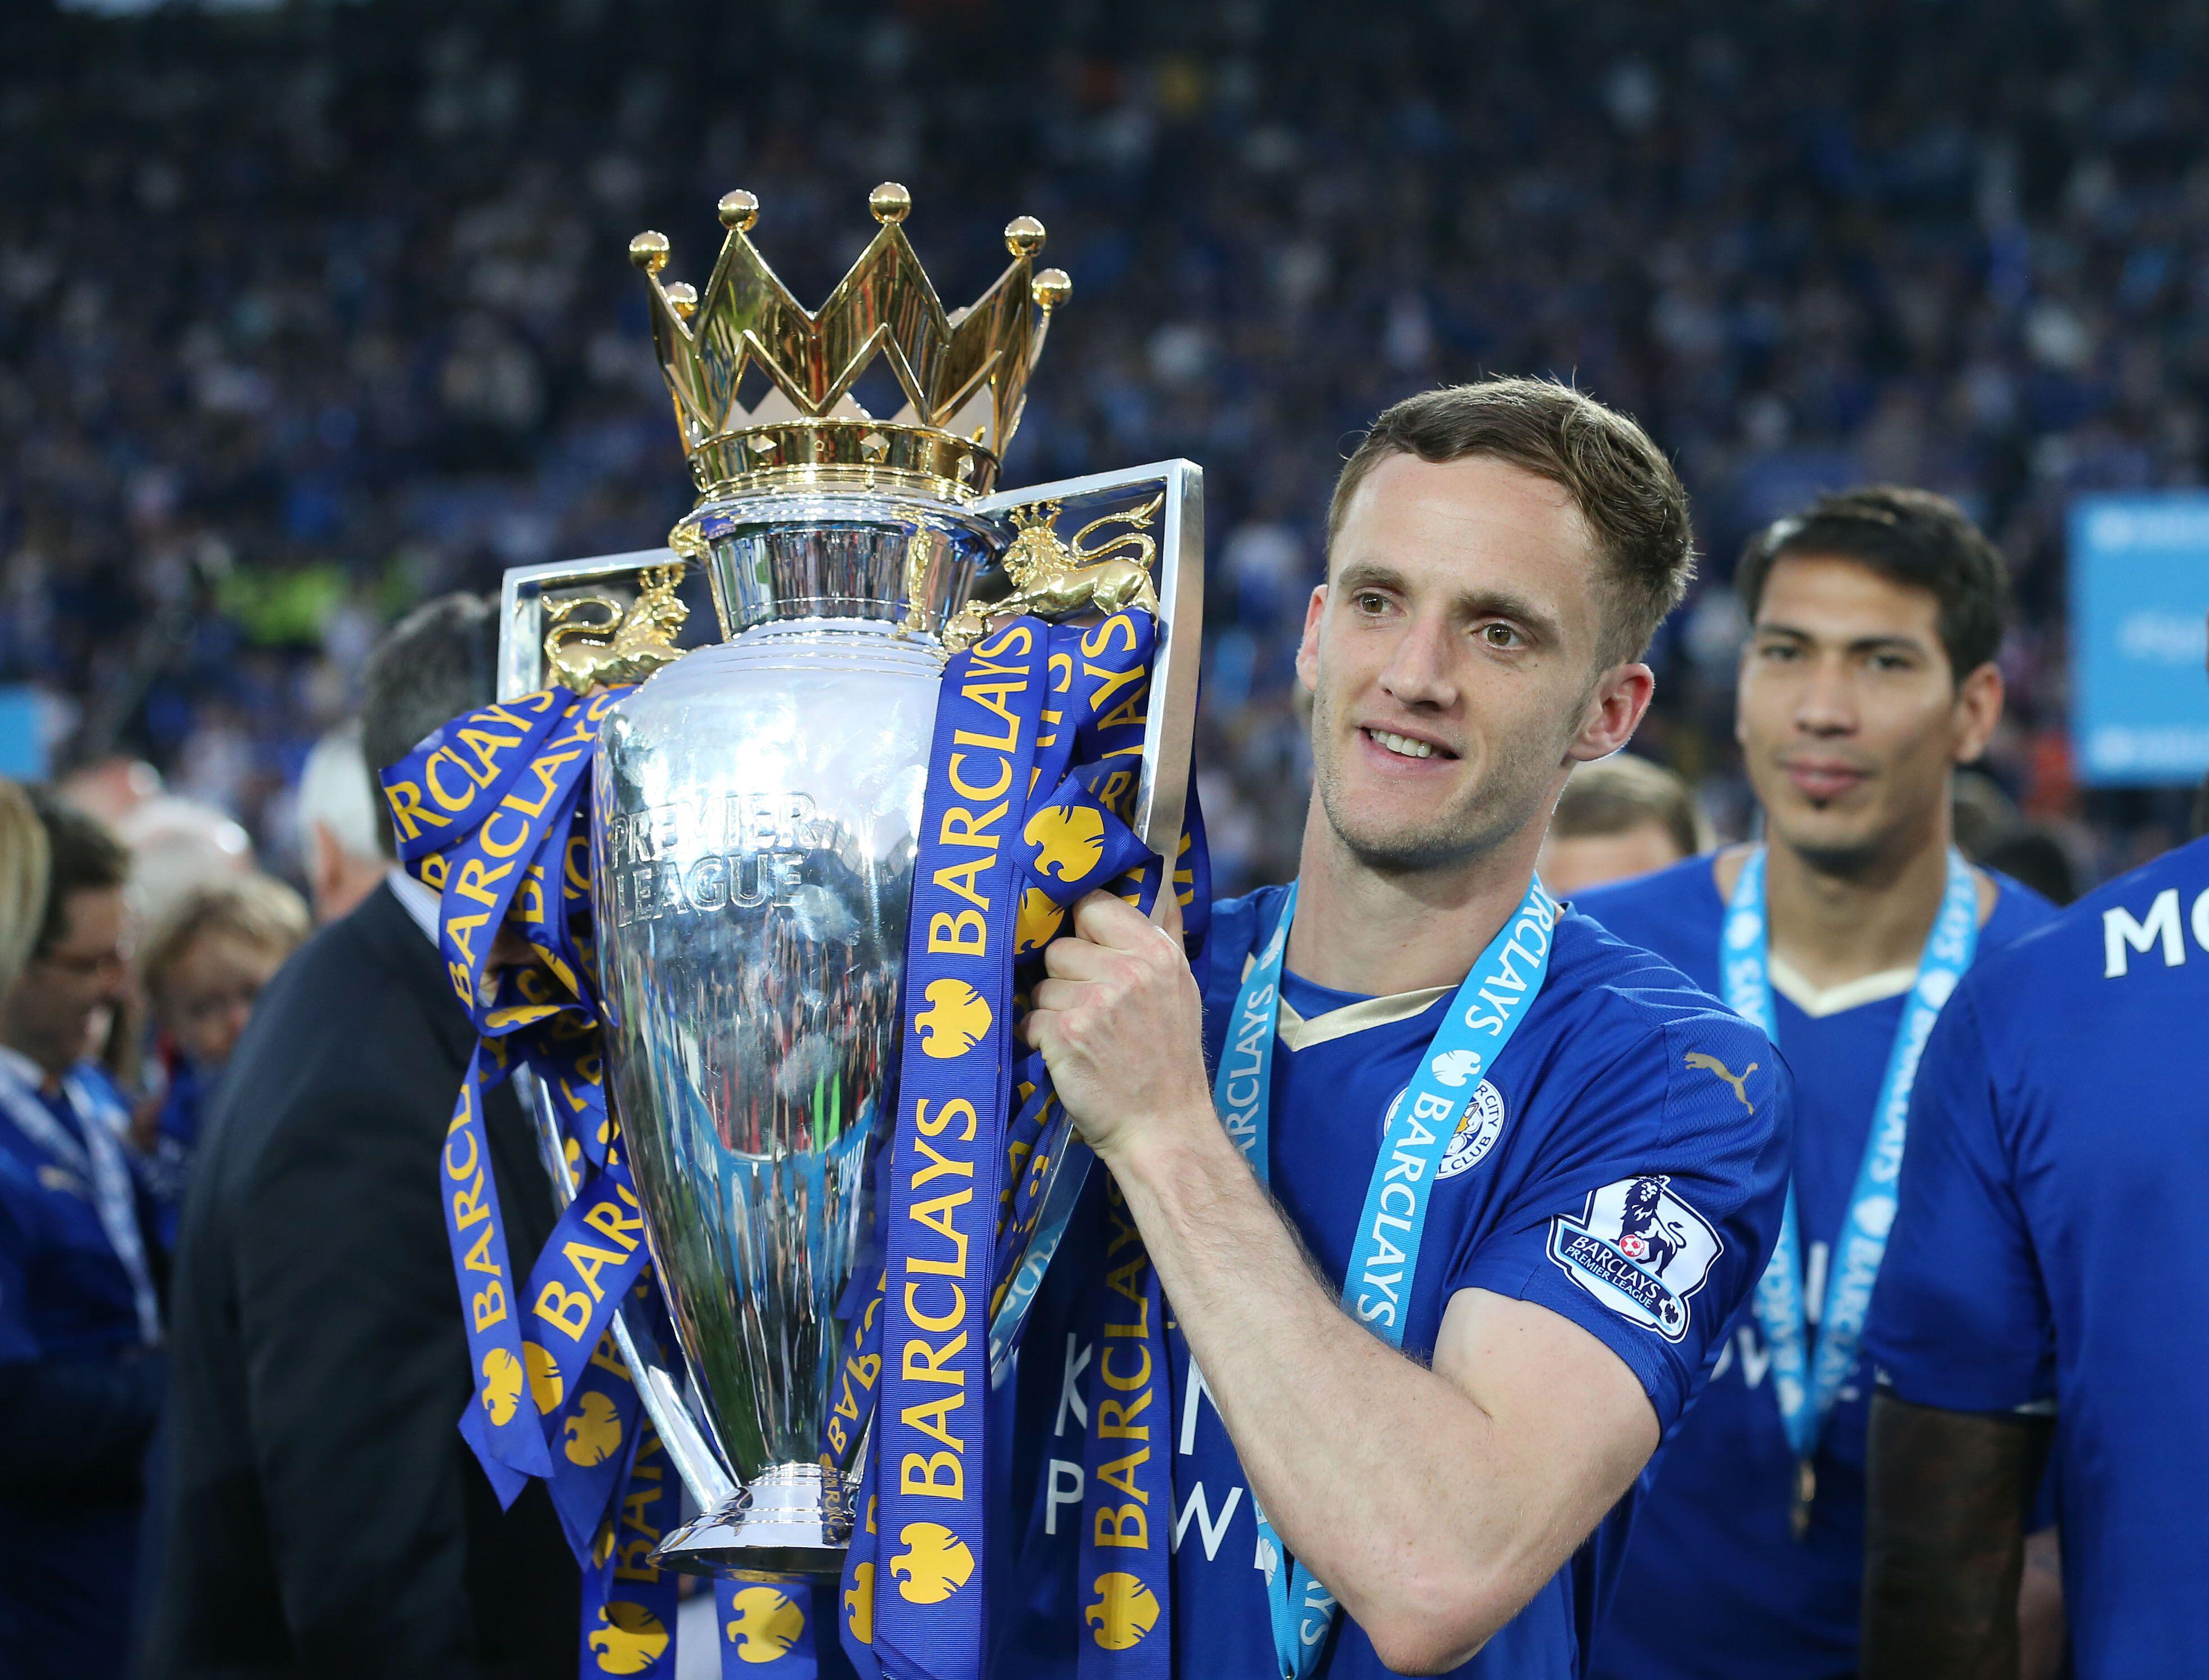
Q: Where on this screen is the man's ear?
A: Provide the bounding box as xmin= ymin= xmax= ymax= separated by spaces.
xmin=1952 ymin=661 xmax=2005 ymax=764
xmin=308 ymin=821 xmax=342 ymax=916
xmin=1294 ymin=584 xmax=1329 ymax=695
xmin=1569 ymin=662 xmax=1657 ymax=764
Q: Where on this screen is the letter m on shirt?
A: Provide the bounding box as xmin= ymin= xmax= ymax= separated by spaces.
xmin=2105 ymin=888 xmax=2184 ymax=977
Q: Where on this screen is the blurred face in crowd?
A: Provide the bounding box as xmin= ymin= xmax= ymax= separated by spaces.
xmin=1298 ymin=453 xmax=1651 ymax=877
xmin=156 ymin=930 xmax=287 ymax=1070
xmin=1 ymin=886 xmax=131 ymax=1079
xmin=1737 ymin=553 xmax=2002 ymax=872
xmin=1539 ymin=821 xmax=1689 ymax=899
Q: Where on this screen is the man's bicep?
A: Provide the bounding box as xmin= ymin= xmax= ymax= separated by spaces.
xmin=1451 ymin=1016 xmax=1792 ymax=1436
xmin=1433 ymin=1288 xmax=1660 ymax=1543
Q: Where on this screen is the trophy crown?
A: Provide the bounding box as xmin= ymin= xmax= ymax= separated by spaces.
xmin=633 ymin=183 xmax=1071 ymax=503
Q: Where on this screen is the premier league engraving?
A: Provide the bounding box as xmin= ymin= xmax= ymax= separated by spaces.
xmin=505 ymin=183 xmax=1204 ymax=1580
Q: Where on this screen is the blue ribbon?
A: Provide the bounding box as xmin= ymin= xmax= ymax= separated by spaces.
xmin=1209 ymin=876 xmax=1560 ymax=1680
xmin=388 ymin=607 xmax=1197 ymax=1680
xmin=1721 ymin=845 xmax=1979 ymax=1523
xmin=838 ymin=612 xmax=1198 ymax=1679
xmin=1075 ymin=1174 xmax=1174 ymax=1680
xmin=867 ymin=619 xmax=1049 ymax=1680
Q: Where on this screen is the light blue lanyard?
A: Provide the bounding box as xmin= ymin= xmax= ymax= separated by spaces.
xmin=1721 ymin=846 xmax=1976 ymax=1528
xmin=1211 ymin=875 xmax=1559 ymax=1680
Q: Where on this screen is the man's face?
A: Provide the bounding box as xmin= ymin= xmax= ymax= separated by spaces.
xmin=1736 ymin=553 xmax=2001 ymax=869
xmin=1 ymin=886 xmax=131 ymax=1078
xmin=159 ymin=930 xmax=285 ymax=1070
xmin=1296 ymin=454 xmax=1645 ymax=876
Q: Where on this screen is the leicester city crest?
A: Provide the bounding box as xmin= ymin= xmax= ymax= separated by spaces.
xmin=1546 ymin=1175 xmax=1723 ymax=1343
xmin=1380 ymin=1078 xmax=1507 ymax=1181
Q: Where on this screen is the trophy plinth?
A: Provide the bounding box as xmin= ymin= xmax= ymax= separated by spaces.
xmin=658 ymin=1462 xmax=855 ymax=1579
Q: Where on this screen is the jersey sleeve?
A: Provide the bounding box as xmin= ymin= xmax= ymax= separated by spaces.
xmin=1451 ymin=1010 xmax=1791 ymax=1436
xmin=1864 ymin=983 xmax=2054 ymax=1413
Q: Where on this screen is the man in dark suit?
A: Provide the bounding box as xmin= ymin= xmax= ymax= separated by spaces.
xmin=146 ymin=594 xmax=577 ymax=1678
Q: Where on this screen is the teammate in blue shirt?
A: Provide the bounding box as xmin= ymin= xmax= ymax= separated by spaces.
xmin=1581 ymin=489 xmax=2057 ymax=1680
xmin=1862 ymin=831 xmax=2209 ymax=1675
xmin=0 ymin=791 xmax=165 ymax=1680
xmin=1004 ymin=378 xmax=1791 ymax=1679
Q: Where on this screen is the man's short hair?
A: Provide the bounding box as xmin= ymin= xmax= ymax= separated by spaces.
xmin=27 ymin=787 xmax=129 ymax=957
xmin=296 ymin=723 xmax=382 ymax=863
xmin=360 ymin=594 xmax=499 ymax=858
xmin=1327 ymin=378 xmax=1697 ymax=664
xmin=1551 ymin=754 xmax=1711 ymax=859
xmin=1735 ymin=486 xmax=2006 ymax=680
xmin=141 ymin=875 xmax=311 ymax=1000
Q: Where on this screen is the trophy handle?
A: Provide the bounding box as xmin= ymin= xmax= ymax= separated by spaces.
xmin=970 ymin=459 xmax=1205 ymax=1386
xmin=497 ymin=547 xmax=687 ymax=699
xmin=970 ymin=458 xmax=1204 ymax=869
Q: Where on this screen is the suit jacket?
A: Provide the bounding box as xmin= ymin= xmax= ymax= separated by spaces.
xmin=145 ymin=881 xmax=577 ymax=1678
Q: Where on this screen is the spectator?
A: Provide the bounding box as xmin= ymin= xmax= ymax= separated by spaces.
xmin=135 ymin=875 xmax=310 ymax=1244
xmin=1539 ymin=753 xmax=1712 ymax=897
xmin=0 ymin=780 xmax=47 ymax=988
xmin=294 ymin=723 xmax=393 ymax=923
xmin=0 ymin=1 xmax=2195 ymax=899
xmin=147 ymin=594 xmax=575 ymax=1678
xmin=0 ymin=790 xmax=164 ymax=1680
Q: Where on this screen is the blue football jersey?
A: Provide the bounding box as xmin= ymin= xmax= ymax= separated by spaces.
xmin=995 ymin=885 xmax=1791 ymax=1680
xmin=1866 ymin=835 xmax=2209 ymax=1676
xmin=1575 ymin=854 xmax=2053 ymax=1680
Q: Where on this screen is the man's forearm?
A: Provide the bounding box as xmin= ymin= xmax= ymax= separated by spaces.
xmin=1108 ymin=1112 xmax=1528 ymax=1668
xmin=1863 ymin=1392 xmax=2054 ymax=1679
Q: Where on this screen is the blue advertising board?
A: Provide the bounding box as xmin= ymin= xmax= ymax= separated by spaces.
xmin=2070 ymin=494 xmax=2209 ymax=785
xmin=0 ymin=687 xmax=44 ymax=782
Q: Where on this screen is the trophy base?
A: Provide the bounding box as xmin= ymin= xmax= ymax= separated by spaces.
xmin=652 ymin=1461 xmax=855 ymax=1579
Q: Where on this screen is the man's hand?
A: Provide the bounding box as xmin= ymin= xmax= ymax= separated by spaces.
xmin=1021 ymin=889 xmax=1214 ymax=1167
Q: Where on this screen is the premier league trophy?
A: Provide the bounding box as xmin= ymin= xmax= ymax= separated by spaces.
xmin=482 ymin=182 xmax=1203 ymax=1585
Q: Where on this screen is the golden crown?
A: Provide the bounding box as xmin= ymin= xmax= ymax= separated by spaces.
xmin=629 ymin=182 xmax=1070 ymax=503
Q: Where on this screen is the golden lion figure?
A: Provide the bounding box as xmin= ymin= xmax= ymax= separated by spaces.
xmin=544 ymin=563 xmax=690 ymax=692
xmin=942 ymin=493 xmax=1164 ymax=649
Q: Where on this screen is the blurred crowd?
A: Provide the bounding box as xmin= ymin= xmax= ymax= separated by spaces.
xmin=3 ymin=0 xmax=2207 ymax=898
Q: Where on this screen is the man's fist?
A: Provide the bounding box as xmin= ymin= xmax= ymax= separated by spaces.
xmin=1021 ymin=889 xmax=1213 ymax=1170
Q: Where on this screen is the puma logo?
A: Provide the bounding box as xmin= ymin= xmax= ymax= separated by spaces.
xmin=1685 ymin=1051 xmax=1757 ymax=1112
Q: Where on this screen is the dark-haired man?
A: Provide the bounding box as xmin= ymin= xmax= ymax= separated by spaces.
xmin=1583 ymin=489 xmax=2056 ymax=1680
xmin=997 ymin=378 xmax=1791 ymax=1679
xmin=0 ymin=791 xmax=163 ymax=1680
xmin=147 ymin=594 xmax=575 ymax=1678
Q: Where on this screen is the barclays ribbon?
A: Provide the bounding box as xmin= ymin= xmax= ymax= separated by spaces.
xmin=387 ymin=682 xmax=720 ymax=1676
xmin=868 ymin=619 xmax=1048 ymax=1680
xmin=1075 ymin=1174 xmax=1174 ymax=1680
xmin=389 ymin=609 xmax=1199 ymax=1680
xmin=1209 ymin=876 xmax=1560 ymax=1680
xmin=837 ymin=611 xmax=1204 ymax=1679
xmin=1721 ymin=845 xmax=1979 ymax=1535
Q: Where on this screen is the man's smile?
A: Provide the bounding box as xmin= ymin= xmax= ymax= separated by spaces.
xmin=1360 ymin=725 xmax=1459 ymax=764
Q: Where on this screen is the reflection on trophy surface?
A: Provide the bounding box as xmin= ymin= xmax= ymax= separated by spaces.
xmin=552 ymin=178 xmax=1198 ymax=1578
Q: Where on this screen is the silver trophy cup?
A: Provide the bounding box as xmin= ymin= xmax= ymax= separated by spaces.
xmin=493 ymin=183 xmax=1200 ymax=1578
